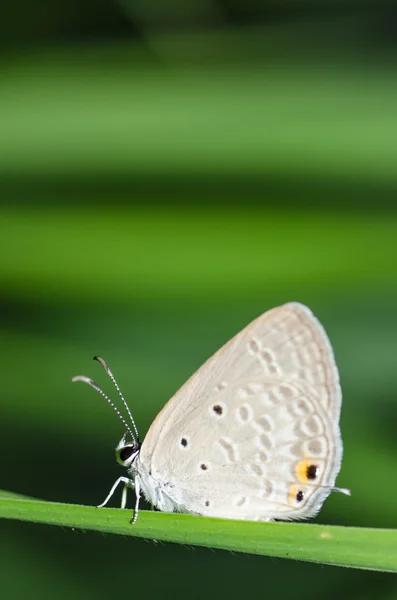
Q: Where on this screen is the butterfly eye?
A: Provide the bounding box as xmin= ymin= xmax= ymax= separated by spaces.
xmin=117 ymin=444 xmax=139 ymax=466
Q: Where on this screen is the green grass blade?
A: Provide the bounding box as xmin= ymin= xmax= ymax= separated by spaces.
xmin=1 ymin=493 xmax=395 ymax=572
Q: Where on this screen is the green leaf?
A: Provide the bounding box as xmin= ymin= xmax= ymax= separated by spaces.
xmin=1 ymin=492 xmax=396 ymax=572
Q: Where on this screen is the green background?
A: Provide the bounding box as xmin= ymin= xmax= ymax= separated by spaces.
xmin=1 ymin=1 xmax=397 ymax=598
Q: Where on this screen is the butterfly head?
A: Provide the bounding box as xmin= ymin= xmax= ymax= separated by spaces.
xmin=116 ymin=434 xmax=141 ymax=467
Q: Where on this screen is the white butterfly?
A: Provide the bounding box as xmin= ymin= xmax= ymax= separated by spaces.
xmin=73 ymin=302 xmax=350 ymax=523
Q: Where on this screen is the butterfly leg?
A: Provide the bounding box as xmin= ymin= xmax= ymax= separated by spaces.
xmin=97 ymin=476 xmax=134 ymax=508
xmin=131 ymin=476 xmax=141 ymax=525
xmin=120 ymin=481 xmax=129 ymax=510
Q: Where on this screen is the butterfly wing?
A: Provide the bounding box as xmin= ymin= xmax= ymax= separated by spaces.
xmin=138 ymin=302 xmax=343 ymax=520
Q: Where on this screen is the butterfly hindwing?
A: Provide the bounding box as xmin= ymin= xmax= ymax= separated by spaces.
xmin=140 ymin=378 xmax=341 ymax=520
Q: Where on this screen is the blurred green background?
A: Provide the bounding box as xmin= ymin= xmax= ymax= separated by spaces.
xmin=1 ymin=0 xmax=397 ymax=598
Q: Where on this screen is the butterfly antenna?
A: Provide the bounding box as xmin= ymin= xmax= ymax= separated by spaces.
xmin=72 ymin=375 xmax=137 ymax=444
xmin=93 ymin=356 xmax=140 ymax=442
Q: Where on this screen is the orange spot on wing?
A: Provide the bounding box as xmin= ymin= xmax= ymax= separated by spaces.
xmin=295 ymin=459 xmax=316 ymax=483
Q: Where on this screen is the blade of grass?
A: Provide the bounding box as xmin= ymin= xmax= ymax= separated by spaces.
xmin=0 ymin=492 xmax=395 ymax=572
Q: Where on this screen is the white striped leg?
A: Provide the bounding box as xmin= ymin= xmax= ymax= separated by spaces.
xmin=97 ymin=476 xmax=134 ymax=508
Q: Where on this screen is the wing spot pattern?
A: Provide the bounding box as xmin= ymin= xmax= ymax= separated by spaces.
xmin=210 ymin=402 xmax=226 ymax=418
xmin=248 ymin=338 xmax=260 ymax=353
xmin=236 ymin=383 xmax=264 ymax=399
xmin=257 ymin=433 xmax=273 ymax=451
xmin=236 ymin=403 xmax=253 ymax=424
xmin=247 ymin=337 xmax=281 ymax=375
xmin=288 ymin=484 xmax=310 ymax=506
xmin=213 ymin=380 xmax=228 ymax=393
xmin=248 ymin=382 xmax=265 ymax=394
xmin=260 ymin=350 xmax=280 ymax=374
xmin=301 ymin=415 xmax=324 ymax=436
xmin=289 ymin=440 xmax=305 ymax=458
xmin=254 ymin=415 xmax=274 ymax=432
xmin=278 ymin=383 xmax=295 ymax=400
xmin=236 ymin=496 xmax=249 ymax=507
xmin=256 ymin=451 xmax=269 ymax=463
xmin=297 ymin=367 xmax=315 ymax=384
xmin=248 ymin=463 xmax=264 ymax=477
xmin=291 ymin=397 xmax=314 ymax=417
xmin=306 ymin=437 xmax=327 ymax=457
xmin=268 ymin=389 xmax=282 ymax=405
xmin=218 ymin=437 xmax=238 ymax=463
xmin=261 ymin=478 xmax=273 ymax=497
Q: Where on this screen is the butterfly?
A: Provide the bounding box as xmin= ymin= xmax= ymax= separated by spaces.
xmin=73 ymin=302 xmax=350 ymax=523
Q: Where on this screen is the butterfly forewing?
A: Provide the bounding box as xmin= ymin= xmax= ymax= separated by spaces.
xmin=137 ymin=302 xmax=343 ymax=521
